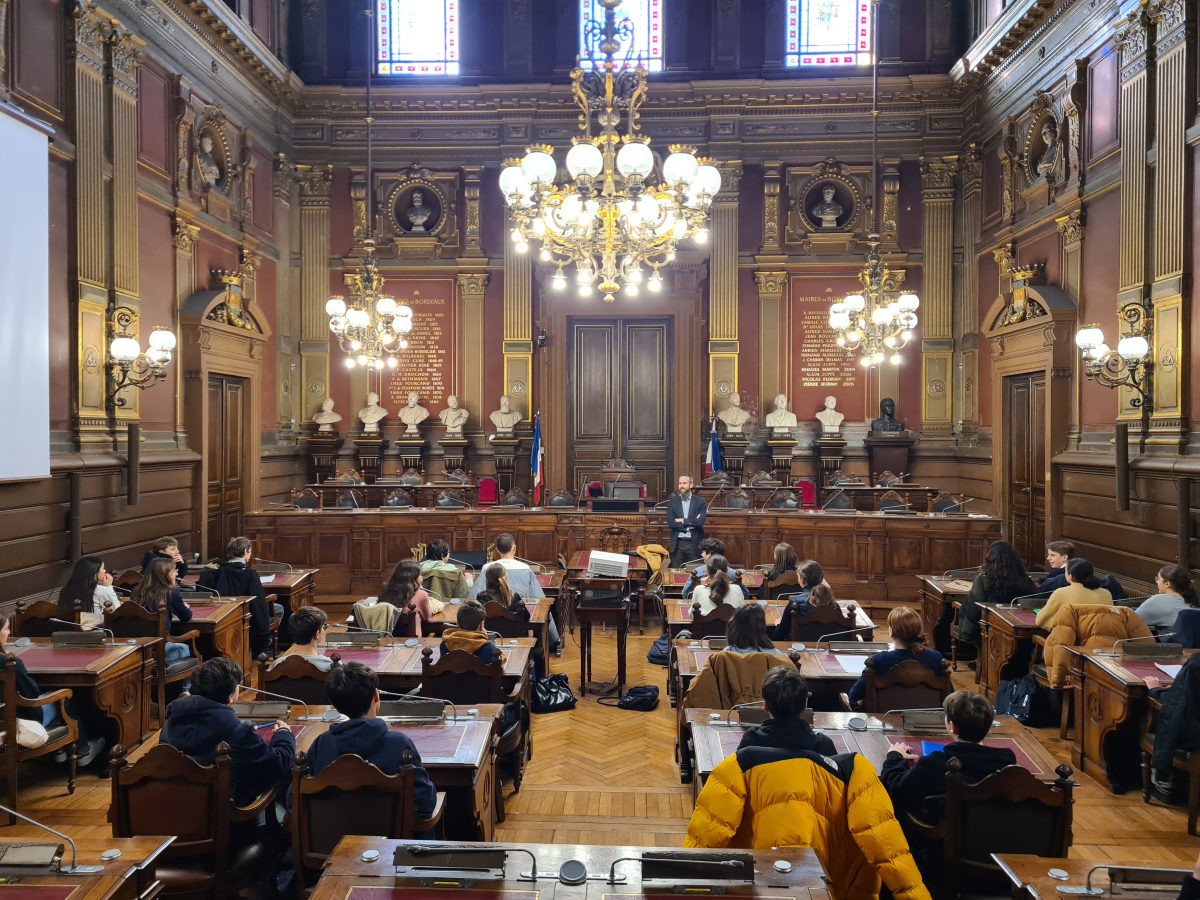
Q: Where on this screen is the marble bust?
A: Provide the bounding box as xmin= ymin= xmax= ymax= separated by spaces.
xmin=313 ymin=397 xmax=342 ymax=433
xmin=764 ymin=394 xmax=798 ymax=431
xmin=397 ymin=391 xmax=430 ymax=435
xmin=870 ymin=397 xmax=906 ymax=433
xmin=489 ymin=395 xmax=522 ymax=434
xmin=811 ymin=185 xmax=844 ymax=230
xmin=815 ymin=395 xmax=844 ymax=435
xmin=1035 ymin=119 xmax=1059 ymax=181
xmin=439 ymin=395 xmax=469 ymax=436
xmin=404 ymin=190 xmax=434 ymax=234
xmin=716 ymin=392 xmax=752 ymax=433
xmin=197 ymin=134 xmax=221 ymax=188
xmin=357 ymin=392 xmax=388 ymax=434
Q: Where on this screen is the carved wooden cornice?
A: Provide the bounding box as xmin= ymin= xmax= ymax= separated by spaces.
xmin=753 ymin=271 xmax=787 ymax=297
xmin=954 ymin=0 xmax=1060 ymax=89
xmin=1056 ymin=208 xmax=1086 ymax=245
xmin=295 ymin=163 xmax=333 ymax=200
xmin=919 ymin=155 xmax=958 ymax=196
xmin=173 ymin=216 xmax=200 ymax=251
xmin=1115 ymin=9 xmax=1154 ymax=80
xmin=456 ymin=273 xmax=489 ymax=296
xmin=993 ymin=242 xmax=1017 ymax=275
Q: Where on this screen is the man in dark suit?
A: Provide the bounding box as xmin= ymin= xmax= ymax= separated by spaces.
xmin=666 ymin=474 xmax=708 ymax=567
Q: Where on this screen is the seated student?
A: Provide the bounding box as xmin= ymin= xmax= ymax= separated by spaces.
xmin=440 ymin=598 xmax=507 ymax=666
xmin=306 ymin=662 xmax=436 ymax=812
xmin=162 ymin=657 xmax=295 ymax=806
xmin=381 ymin=560 xmax=442 ymax=637
xmin=133 ymin=558 xmax=194 ymax=663
xmin=269 ymin=606 xmax=332 ymax=672
xmin=59 ymin=556 xmax=121 ymax=629
xmin=481 ymin=563 xmax=562 ymax=653
xmin=691 ymin=555 xmax=746 ymax=616
xmin=724 ymin=604 xmax=785 ymax=655
xmin=1145 ymin=654 xmax=1200 ymax=801
xmin=847 ymin=607 xmax=944 ymax=708
xmin=141 ymin=536 xmax=190 ymax=580
xmin=0 ymin=613 xmax=105 ymax=764
xmin=758 ymin=541 xmax=799 ymax=600
xmin=1039 ymin=539 xmax=1127 ymax=601
xmin=467 ymin=533 xmax=546 ymax=602
xmin=957 ymin=541 xmax=1037 ymax=644
xmin=198 ymin=536 xmax=279 ymax=658
xmin=771 ymin=560 xmax=828 ymax=641
xmin=1137 ymin=565 xmax=1199 ymax=636
xmin=880 ymin=691 xmax=1015 ymax=824
xmin=806 ymin=582 xmax=837 ymax=609
xmin=1034 ymin=557 xmax=1113 ymax=628
xmin=682 ymin=538 xmax=739 ymax=599
xmin=419 ymin=540 xmax=470 ymax=600
xmin=686 ymin=667 xmax=929 ymax=900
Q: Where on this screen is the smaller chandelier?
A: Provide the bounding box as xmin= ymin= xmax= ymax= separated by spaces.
xmin=1074 ymin=301 xmax=1152 ymax=404
xmin=325 ymin=237 xmax=413 ymax=371
xmin=108 ymin=306 xmax=176 ymax=405
xmin=828 ymin=237 xmax=919 ymax=368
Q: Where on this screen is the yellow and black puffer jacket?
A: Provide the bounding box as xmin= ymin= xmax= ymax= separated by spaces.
xmin=685 ymin=746 xmax=930 ymax=900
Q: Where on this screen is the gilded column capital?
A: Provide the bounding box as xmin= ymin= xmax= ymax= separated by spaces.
xmin=273 ymin=153 xmax=296 ymax=200
xmin=1115 ymin=10 xmax=1153 ymax=79
xmin=296 ymin=164 xmax=334 ymax=202
xmin=753 ymin=270 xmax=787 ymax=298
xmin=107 ymin=26 xmax=144 ymax=94
xmin=761 ymin=162 xmax=782 ymax=253
xmin=715 ymin=161 xmax=743 ymax=199
xmin=457 ymin=272 xmax=489 ymax=296
xmin=960 ymin=144 xmax=982 ymax=191
xmin=1055 ymin=208 xmax=1086 ymax=246
xmin=463 ymin=166 xmax=483 ymax=256
xmin=919 ymin=155 xmax=958 ymax=197
xmin=172 ymin=216 xmax=200 ymax=251
xmin=1149 ymin=0 xmax=1188 ymax=39
xmin=70 ymin=1 xmax=113 ymax=72
xmin=993 ymin=242 xmax=1017 ymax=276
xmin=239 ymin=248 xmax=262 ymax=277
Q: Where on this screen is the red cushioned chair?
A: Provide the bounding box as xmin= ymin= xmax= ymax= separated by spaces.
xmin=477 ymin=477 xmax=498 ymax=507
xmin=793 ymin=479 xmax=817 ymax=509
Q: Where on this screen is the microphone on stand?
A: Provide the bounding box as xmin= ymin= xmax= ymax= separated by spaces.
xmin=239 ymin=684 xmax=313 ymax=720
xmin=1007 ymin=590 xmax=1053 ymax=608
xmin=51 ymin=618 xmax=116 ymax=641
xmin=179 ymin=582 xmax=225 ymax=601
xmin=253 ymin=557 xmax=294 ymax=572
xmin=512 ymin=556 xmax=548 ymax=574
xmin=0 ymin=803 xmax=104 ymax=873
xmin=814 ymin=627 xmax=867 ymax=649
xmin=1103 ymin=633 xmax=1176 ymax=656
xmin=377 ymin=687 xmax=458 ymax=720
xmin=941 ymin=497 xmax=976 ymax=514
xmin=757 ymin=487 xmax=783 ymax=512
xmin=447 ymin=557 xmax=475 ymax=573
xmin=819 ymin=488 xmax=848 ymax=510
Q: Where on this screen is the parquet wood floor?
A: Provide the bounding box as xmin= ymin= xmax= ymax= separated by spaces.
xmin=0 ymin=626 xmax=1195 ymax=870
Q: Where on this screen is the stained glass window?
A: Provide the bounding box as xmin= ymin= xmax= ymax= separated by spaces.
xmin=786 ymin=0 xmax=872 ymax=67
xmin=579 ymin=0 xmax=664 ymax=72
xmin=376 ymin=0 xmax=459 ymax=76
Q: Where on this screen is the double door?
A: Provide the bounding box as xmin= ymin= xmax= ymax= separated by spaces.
xmin=206 ymin=374 xmax=246 ymax=553
xmin=1005 ymin=373 xmax=1046 ymax=565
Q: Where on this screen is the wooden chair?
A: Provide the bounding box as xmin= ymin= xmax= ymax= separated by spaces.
xmin=105 ymin=603 xmax=200 ymax=726
xmin=383 ymin=488 xmax=414 ymax=508
xmin=929 ymin=490 xmax=962 ymax=513
xmin=334 ymin=489 xmax=364 ymax=508
xmin=722 ymin=488 xmax=752 ymax=509
xmin=351 ymin=599 xmax=417 ymax=637
xmin=768 ymin=490 xmax=800 ymax=510
xmin=0 ymin=653 xmax=78 ymax=822
xmin=1030 ymin=635 xmax=1074 ymax=739
xmin=876 ymin=489 xmax=908 ymax=512
xmin=12 ymin=598 xmax=63 ymax=638
xmin=419 ymin=647 xmax=530 ymax=812
xmin=599 ymin=526 xmax=632 ymax=553
xmin=906 ymin=756 xmax=1075 ymax=899
xmin=435 ymin=489 xmax=469 ymax=508
xmin=688 ymin=602 xmax=735 ymax=640
xmin=791 ymin=603 xmax=857 ymax=643
xmin=547 ymin=489 xmax=576 ymax=507
xmin=498 ymin=489 xmax=528 ymax=508
xmin=821 ymin=490 xmax=853 ymax=510
xmin=793 ymin=479 xmax=818 ymax=509
xmin=289 ymin=751 xmax=445 ymax=898
xmin=483 ymin=600 xmax=532 ymax=639
xmin=477 ymin=477 xmax=499 ymax=507
xmin=876 ymin=470 xmax=901 ymax=487
xmin=763 ymin=570 xmax=800 ymax=600
xmin=109 ymin=741 xmax=278 ymax=899
xmin=113 ymin=568 xmax=146 ymax=591
xmin=259 ymin=653 xmax=331 ymax=706
xmin=290 ymin=488 xmax=320 ymax=510
xmin=1140 ymin=699 xmax=1200 ymax=835
xmin=846 ymin=658 xmax=952 ymax=713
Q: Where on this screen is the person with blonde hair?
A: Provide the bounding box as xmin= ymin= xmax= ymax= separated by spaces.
xmin=847 ymin=607 xmax=944 ymax=708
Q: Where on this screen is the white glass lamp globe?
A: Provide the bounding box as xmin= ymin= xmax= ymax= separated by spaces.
xmin=375 ymin=296 xmax=397 ymax=316
xmin=662 ymin=150 xmax=699 ymax=185
xmin=1117 ymin=334 xmax=1149 ymax=360
xmin=1075 ymin=325 xmax=1104 ymax=350
xmin=346 ymin=307 xmax=370 ymax=328
xmin=844 ymin=293 xmax=866 ymax=312
xmin=499 ymin=164 xmax=528 ymax=198
xmin=897 ymin=292 xmax=919 ymax=311
xmin=615 ymin=141 xmax=654 ymax=178
xmin=325 ymin=297 xmax=347 ymax=317
xmin=565 ymin=142 xmax=603 ymax=178
xmin=692 ymin=164 xmax=722 ymax=197
xmin=521 ymin=150 xmax=556 ymax=186
xmin=148 ymin=328 xmax=177 ymax=351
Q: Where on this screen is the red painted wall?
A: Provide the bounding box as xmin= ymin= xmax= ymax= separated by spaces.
xmin=1078 ymin=188 xmax=1122 ymax=429
xmin=137 ymin=201 xmax=177 ymax=431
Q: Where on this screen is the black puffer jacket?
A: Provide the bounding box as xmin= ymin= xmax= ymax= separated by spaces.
xmin=1152 ymin=654 xmax=1200 ymax=780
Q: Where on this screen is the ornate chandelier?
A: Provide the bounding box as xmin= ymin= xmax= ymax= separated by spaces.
xmin=324 ymin=9 xmax=412 ymax=370
xmin=827 ymin=0 xmax=919 ymax=367
xmin=828 ymin=237 xmax=919 ymax=367
xmin=498 ymin=0 xmax=720 ymax=303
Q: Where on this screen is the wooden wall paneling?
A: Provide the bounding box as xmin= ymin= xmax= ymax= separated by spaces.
xmin=10 ymin=0 xmax=64 ymax=121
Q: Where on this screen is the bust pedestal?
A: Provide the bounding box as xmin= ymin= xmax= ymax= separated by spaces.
xmin=353 ymin=436 xmax=387 ymax=484
xmin=305 ymin=433 xmax=343 ymax=484
xmin=719 ymin=436 xmax=748 ymax=483
xmin=490 ymin=437 xmax=521 ymax=494
xmin=813 ymin=436 xmax=847 ymax=485
xmin=766 ymin=436 xmax=797 ymax=483
xmin=865 ymin=432 xmax=914 ymax=484
xmin=392 ymin=437 xmax=426 ymax=475
xmin=438 ymin=437 xmax=470 ymax=474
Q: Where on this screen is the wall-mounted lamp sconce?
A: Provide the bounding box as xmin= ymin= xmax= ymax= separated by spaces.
xmin=536 ymin=328 xmax=548 ymax=349
xmin=107 ymin=306 xmax=177 ymax=406
xmin=1074 ymin=300 xmax=1153 ymax=405
xmin=1074 ymin=300 xmax=1153 ymax=512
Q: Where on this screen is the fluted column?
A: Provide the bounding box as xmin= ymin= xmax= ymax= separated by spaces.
xmin=920 ymin=155 xmax=957 ymax=433
xmin=297 ymin=164 xmax=333 ymax=425
xmin=957 ymin=146 xmax=981 ymax=434
xmin=457 ymin=273 xmax=489 ymax=423
xmin=709 ymin=162 xmax=742 ymax=416
xmin=503 ymin=235 xmax=532 ymax=420
xmin=172 ymin=216 xmax=199 ymax=447
xmin=1057 ymin=210 xmax=1086 ymax=450
xmin=273 ymin=155 xmax=299 ymax=436
xmin=755 ymin=271 xmax=787 ymax=405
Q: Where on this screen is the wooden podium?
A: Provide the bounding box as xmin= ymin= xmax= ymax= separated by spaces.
xmin=864 ymin=431 xmax=914 ymax=483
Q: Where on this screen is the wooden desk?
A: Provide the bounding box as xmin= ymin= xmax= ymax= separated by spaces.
xmin=662 ymin=568 xmax=766 ymax=597
xmin=1067 ymin=648 xmax=1197 ymax=792
xmin=666 ymin=601 xmax=873 ymax=641
xmin=565 ymin=550 xmax=650 ymax=584
xmin=426 ymin=599 xmax=553 ymax=667
xmin=183 ymin=597 xmax=252 ymax=672
xmin=0 ymin=836 xmax=175 ymax=900
xmin=978 ymin=604 xmax=1045 ymax=699
xmin=822 ymin=483 xmax=940 ymax=511
xmin=673 ymin=640 xmax=867 ymax=703
xmin=576 ymin=603 xmax=631 ymax=697
xmin=257 ymin=568 xmax=318 ymax=613
xmin=312 ymin=836 xmax=831 ymax=899
xmin=685 ymin=710 xmax=1069 ymax=790
xmin=244 ymin=508 xmax=1001 ymax=619
xmin=9 ymin=639 xmax=155 ymax=747
xmin=994 ymin=853 xmax=1190 ymax=900
xmin=916 ymin=575 xmax=973 ymax=655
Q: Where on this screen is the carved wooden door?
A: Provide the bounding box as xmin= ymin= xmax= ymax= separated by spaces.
xmin=206 ymin=374 xmax=246 ymax=553
xmin=567 ymin=318 xmax=673 ymax=499
xmin=1005 ymin=373 xmax=1046 ymax=564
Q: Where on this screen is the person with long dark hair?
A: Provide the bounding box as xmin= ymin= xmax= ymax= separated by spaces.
xmin=134 ymin=558 xmax=194 ymax=663
xmin=771 ymin=561 xmax=828 ymax=641
xmin=759 ymin=542 xmax=799 ymax=600
xmin=1137 ymin=565 xmax=1200 ymax=636
xmin=380 ymin=559 xmax=439 ymax=636
xmin=847 ymin=607 xmax=944 ymax=708
xmin=724 ymin=604 xmax=783 ymax=654
xmin=692 ymin=554 xmax=745 ymax=616
xmin=956 ymin=541 xmax=1037 ymax=643
xmin=59 ymin=556 xmax=120 ymax=627
xmin=1035 ymin=557 xmax=1114 ymax=627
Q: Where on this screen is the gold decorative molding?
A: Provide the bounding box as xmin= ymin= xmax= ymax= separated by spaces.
xmin=457 ymin=272 xmax=489 ymax=422
xmin=880 ymin=161 xmax=900 ymax=242
xmin=761 ymin=162 xmax=782 ymax=253
xmin=172 ymin=216 xmax=200 ymax=251
xmin=463 ymin=166 xmax=483 ymax=257
xmin=715 ymin=161 xmax=743 ymax=198
xmin=921 ymin=156 xmax=956 ymax=343
xmin=272 ymin=153 xmax=295 ymax=201
xmin=456 ymin=273 xmax=489 ymax=297
xmin=755 ymin=271 xmax=788 ymax=406
xmin=1055 ymin=208 xmax=1086 ymax=246
xmin=296 ymin=163 xmax=333 ymax=199
xmin=993 ymin=243 xmax=1017 ymax=276
xmin=0 ymin=0 xmax=9 ymax=89
xmin=918 ymin=155 xmax=957 ymax=195
xmin=753 ymin=271 xmax=787 ymax=297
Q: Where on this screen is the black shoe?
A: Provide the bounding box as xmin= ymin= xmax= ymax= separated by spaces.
xmin=966 ymin=660 xmax=977 ymax=670
xmin=77 ymin=737 xmax=106 ymax=767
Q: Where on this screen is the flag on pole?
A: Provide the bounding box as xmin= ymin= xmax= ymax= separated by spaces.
xmin=530 ymin=411 xmax=544 ymax=506
xmin=705 ymin=416 xmax=722 ymax=478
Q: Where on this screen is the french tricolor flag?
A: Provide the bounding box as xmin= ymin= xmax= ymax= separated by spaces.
xmin=530 ymin=412 xmax=544 ymax=506
xmin=705 ymin=416 xmax=722 ymax=478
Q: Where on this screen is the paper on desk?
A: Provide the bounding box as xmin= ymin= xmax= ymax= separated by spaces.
xmin=259 ymin=574 xmax=276 ymax=584
xmin=1156 ymin=663 xmax=1182 ymax=679
xmin=833 ymin=654 xmax=870 ymax=676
